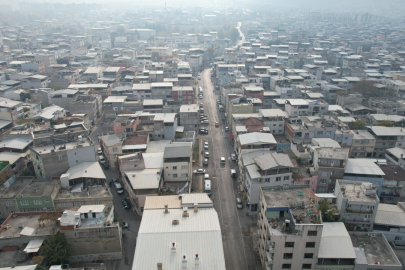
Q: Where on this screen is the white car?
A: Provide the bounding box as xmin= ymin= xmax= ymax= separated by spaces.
xmin=204 ymin=142 xmax=209 ymax=149
xmin=199 ymin=95 xmax=203 ymax=99
xmin=193 ymin=169 xmax=206 ymax=174
xmin=231 ymin=153 xmax=237 ymax=161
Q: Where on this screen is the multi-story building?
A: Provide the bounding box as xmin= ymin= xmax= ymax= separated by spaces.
xmin=16 ymin=179 xmax=60 ymax=212
xmin=350 ymin=130 xmax=376 ymax=158
xmin=151 ymin=82 xmax=173 ymax=100
xmin=227 ymin=96 xmax=254 ymax=125
xmin=374 ymin=202 xmax=405 ymax=246
xmin=385 ymin=147 xmax=405 ymax=169
xmin=334 ymin=180 xmax=379 ymax=231
xmin=258 ymin=186 xmax=323 ymax=270
xmin=113 ymin=115 xmax=140 ymax=136
xmin=153 ymin=113 xmax=178 ymax=141
xmin=69 ymin=94 xmax=103 ymax=122
xmin=172 ymin=86 xmax=194 ymax=104
xmin=163 ymin=142 xmax=192 ymax=184
xmin=21 ymin=75 xmax=50 ymax=89
xmin=0 ymin=177 xmax=32 ymax=221
xmin=367 ymin=126 xmax=405 ymax=158
xmin=179 ymin=104 xmax=199 ymax=131
xmin=313 ymin=147 xmax=350 ymax=192
xmin=100 ymin=134 xmax=123 ymax=169
xmin=245 ymin=152 xmax=294 ymax=212
xmin=244 ymin=85 xmax=264 ymax=101
xmin=0 ymin=97 xmax=23 ymax=124
xmin=49 ymin=89 xmax=80 ymax=110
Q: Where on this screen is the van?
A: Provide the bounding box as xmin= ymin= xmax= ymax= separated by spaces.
xmin=204 ymin=180 xmax=211 ymax=196
xmin=204 ymin=174 xmax=210 ymax=180
xmin=114 ymin=182 xmax=124 ymax=194
xmin=230 ymin=169 xmax=237 ymax=178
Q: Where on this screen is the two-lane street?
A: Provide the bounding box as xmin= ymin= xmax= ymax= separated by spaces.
xmin=198 ymin=69 xmax=250 ymax=270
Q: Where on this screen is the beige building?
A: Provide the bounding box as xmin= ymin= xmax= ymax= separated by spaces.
xmin=350 ymin=130 xmax=376 ymax=158
xmin=100 ymin=134 xmax=124 ymax=169
xmin=226 ymin=95 xmax=254 ymax=126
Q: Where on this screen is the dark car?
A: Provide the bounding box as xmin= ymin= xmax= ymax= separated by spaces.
xmin=122 ymin=199 xmax=131 ymax=209
xmin=199 ymin=128 xmax=209 ymax=134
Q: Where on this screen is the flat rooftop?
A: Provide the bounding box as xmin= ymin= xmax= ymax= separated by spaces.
xmin=0 ymin=178 xmax=32 ymax=199
xmin=0 ymin=213 xmax=57 ymax=238
xmin=31 ymin=140 xmax=91 ymax=154
xmin=338 ymin=181 xmax=379 ymax=203
xmin=19 ymin=179 xmax=59 ymax=198
xmin=351 ymin=233 xmax=401 ymax=266
xmin=55 ymin=184 xmax=112 ymax=200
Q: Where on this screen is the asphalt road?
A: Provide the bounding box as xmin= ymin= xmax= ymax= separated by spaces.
xmin=198 ymin=69 xmax=249 ymax=270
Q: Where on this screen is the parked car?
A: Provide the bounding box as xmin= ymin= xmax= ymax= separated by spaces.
xmin=204 ymin=142 xmax=209 ymax=149
xmin=122 ymin=199 xmax=130 ymax=209
xmin=193 ymin=169 xmax=206 ymax=174
xmin=215 ymin=121 xmax=219 ymax=127
xmin=199 ymin=128 xmax=208 ymax=134
xmin=220 ymin=157 xmax=226 ymax=164
xmin=231 ymin=153 xmax=237 ymax=161
xmin=201 ymin=120 xmax=209 ymax=124
xmin=225 ymin=126 xmax=229 ymax=131
xmin=199 ymin=95 xmax=203 ymax=99
xmin=114 ymin=182 xmax=124 ymax=194
xmin=203 ymin=158 xmax=209 ymax=166
xmin=199 ymin=103 xmax=203 ymax=108
xmin=198 ymin=76 xmax=201 ymax=80
xmin=205 ymin=152 xmax=209 ymax=158
xmin=97 ymin=148 xmax=102 ymax=155
xmin=122 ymin=222 xmax=129 ymax=228
xmin=236 ymin=198 xmax=243 ymax=209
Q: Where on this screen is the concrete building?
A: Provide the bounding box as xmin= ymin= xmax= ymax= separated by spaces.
xmin=366 ymin=126 xmax=405 ymax=158
xmin=163 ymin=142 xmax=192 ymax=184
xmin=0 ymin=177 xmax=32 ymax=221
xmin=49 ymin=89 xmax=80 ymax=110
xmin=350 ymin=130 xmax=376 ymax=158
xmin=69 ymin=94 xmax=102 ymax=122
xmin=132 ymin=194 xmax=226 ymax=270
xmin=374 ymin=202 xmax=405 ymax=247
xmin=153 ymin=113 xmax=178 ymax=141
xmin=245 ymin=152 xmax=294 ymax=212
xmin=258 ymin=186 xmax=322 ymax=270
xmin=179 ymin=104 xmax=199 ymax=131
xmin=385 ymin=147 xmax=405 ymax=169
xmin=100 ymin=134 xmax=123 ymax=169
xmin=16 ymin=179 xmax=60 ymax=212
xmin=0 ymin=98 xmax=23 ymax=124
xmin=313 ymin=147 xmax=350 ymax=193
xmin=334 ymin=180 xmax=379 ymax=231
xmin=82 ymin=67 xmax=104 ymax=82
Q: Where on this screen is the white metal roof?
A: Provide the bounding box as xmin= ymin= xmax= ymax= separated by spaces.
xmin=286 ymin=99 xmax=309 ymax=106
xmin=259 ymin=109 xmax=288 ymax=118
xmin=371 ymin=114 xmax=405 ymax=122
xmin=78 ymin=205 xmax=105 ymax=213
xmin=125 ymin=169 xmax=161 ymax=189
xmin=0 ymin=137 xmax=32 ymax=150
xmin=180 ymin=104 xmax=199 ymax=113
xmin=238 ymin=132 xmax=277 ymax=146
xmin=65 ymin=162 xmax=106 ymax=180
xmin=375 ymin=203 xmax=405 ymax=227
xmin=154 ymin=113 xmax=176 ymax=123
xmin=103 ymin=95 xmax=127 ymax=103
xmin=246 ymin=164 xmax=261 ymax=179
xmin=386 ymin=147 xmax=405 ymax=159
xmin=344 ymin=159 xmax=385 ymax=176
xmin=318 ymin=223 xmax=357 ymax=259
xmin=23 ymin=238 xmax=44 ymax=253
xmin=133 ymin=208 xmax=226 ymax=270
xmin=368 ymin=126 xmax=405 ymax=136
xmin=253 ymin=152 xmax=293 ymax=170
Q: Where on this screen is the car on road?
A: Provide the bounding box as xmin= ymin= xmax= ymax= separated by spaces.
xmin=205 ymin=152 xmax=209 ymax=158
xmin=225 ymin=126 xmax=229 ymax=131
xmin=203 ymin=158 xmax=209 ymax=166
xmin=114 ymin=182 xmax=124 ymax=194
xmin=231 ymin=169 xmax=237 ymax=178
xmin=215 ymin=121 xmax=219 ymax=127
xmin=200 ymin=113 xmax=207 ymax=117
xmin=236 ymin=198 xmax=243 ymax=209
xmin=200 ymin=120 xmax=209 ymax=124
xmin=199 ymin=128 xmax=208 ymax=134
xmin=231 ymin=153 xmax=237 ymax=161
xmin=122 ymin=222 xmax=129 ymax=228
xmin=122 ymin=199 xmax=131 ymax=209
xmin=204 ymin=142 xmax=209 ymax=149
xmin=112 ymin=178 xmax=119 ymax=184
xmin=199 ymin=103 xmax=203 ymax=108
xmin=97 ymin=148 xmax=102 ymax=155
xmin=198 ymin=76 xmax=201 ymax=80
xmin=193 ymin=168 xmax=206 ymax=174
xmin=220 ymin=157 xmax=226 ymax=164
xmin=199 ymin=95 xmax=203 ymax=99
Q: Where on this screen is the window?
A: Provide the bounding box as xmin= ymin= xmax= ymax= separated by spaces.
xmin=304 ymin=253 xmax=313 ymax=259
xmin=181 ymin=166 xmax=187 ymax=170
xmin=33 ymin=200 xmax=42 ymax=205
xmin=320 ymin=179 xmax=327 ymax=184
xmin=283 ymin=253 xmax=293 ymax=259
xmin=20 ymin=201 xmax=29 ymax=205
xmin=302 ymin=264 xmax=311 ymax=269
xmin=285 ymin=242 xmax=294 ymax=248
xmin=5 ymin=201 xmax=13 ymax=206
xmin=306 ymin=242 xmax=315 ymax=248
xmin=95 ymin=201 xmax=100 ymax=205
xmin=92 ymin=213 xmax=96 ymax=218
xmin=276 ymin=177 xmax=281 ymax=181
xmin=181 ymin=173 xmax=188 ymax=178
xmin=281 ymin=264 xmax=291 ymax=269
xmin=284 ymin=176 xmax=290 ymax=180
xmin=395 ymin=236 xmax=402 ymax=241
xmin=173 ymin=174 xmax=178 ymax=178
xmin=60 ymin=203 xmax=67 ymax=207
xmin=321 ymin=171 xmax=328 ymax=176
xmin=308 ymin=230 xmax=317 ymax=236
xmin=173 ymin=166 xmax=177 ymax=170
xmin=113 ymin=147 xmax=118 ymax=152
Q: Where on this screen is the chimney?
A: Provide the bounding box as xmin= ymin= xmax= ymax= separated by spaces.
xmin=164 ymin=204 xmax=169 ymax=214
xmin=182 ymin=255 xmax=188 ymax=269
xmin=157 ymin=263 xmax=163 ymax=270
xmin=194 ymin=203 xmax=198 ymax=212
xmin=182 ymin=207 xmax=189 ymax=217
xmin=171 ymin=242 xmax=177 ymax=253
xmin=194 ymin=254 xmax=200 ymax=266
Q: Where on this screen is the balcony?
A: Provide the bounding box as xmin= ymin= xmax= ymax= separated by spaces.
xmin=380 ymin=192 xmax=400 ymax=197
xmin=345 ymin=208 xmax=373 ymax=214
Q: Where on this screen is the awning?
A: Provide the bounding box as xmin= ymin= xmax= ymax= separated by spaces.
xmin=24 ymin=239 xmax=44 ymax=253
xmin=228 ymin=132 xmax=234 ymax=140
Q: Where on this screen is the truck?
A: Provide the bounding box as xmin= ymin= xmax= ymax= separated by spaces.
xmin=219 ymin=105 xmax=224 ymax=112
xmin=204 ymin=179 xmax=211 ymax=196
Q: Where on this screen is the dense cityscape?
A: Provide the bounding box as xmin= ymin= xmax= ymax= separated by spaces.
xmin=0 ymin=1 xmax=405 ymax=270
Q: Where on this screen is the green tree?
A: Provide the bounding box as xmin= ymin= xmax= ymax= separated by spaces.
xmin=350 ymin=119 xmax=366 ymax=130
xmin=318 ymin=201 xmax=336 ymax=222
xmin=39 ymin=232 xmax=71 ymax=265
xmin=377 ymin=120 xmax=393 ymax=127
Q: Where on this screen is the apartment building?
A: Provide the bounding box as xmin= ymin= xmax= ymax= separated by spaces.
xmin=374 ymin=202 xmax=405 ymax=246
xmin=172 ymin=86 xmax=194 ymax=104
xmin=163 ymin=142 xmax=192 ymax=183
xmin=350 ymin=130 xmax=376 ymax=158
xmin=313 ymin=147 xmax=350 ymax=192
xmin=151 ymin=82 xmax=173 ymax=100
xmin=153 ymin=113 xmax=178 ymax=141
xmin=259 ymin=109 xmax=288 ymax=135
xmin=367 ymin=126 xmax=405 ymax=157
xmin=16 ymin=179 xmax=60 ymax=212
xmin=385 ymin=147 xmax=405 ymax=169
xmin=334 ymin=180 xmax=379 ymax=231
xmin=49 ymin=89 xmax=80 ymax=110
xmin=245 ymin=152 xmax=294 ymax=212
xmin=179 ymin=104 xmax=199 ymax=131
xmin=258 ymin=186 xmax=322 ymax=270
xmin=0 ymin=97 xmax=23 ymax=124
xmin=100 ymin=134 xmax=124 ymax=169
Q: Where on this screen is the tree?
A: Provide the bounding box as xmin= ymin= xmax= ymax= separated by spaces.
xmin=378 ymin=120 xmax=393 ymax=127
xmin=350 ymin=119 xmax=366 ymax=130
xmin=39 ymin=232 xmax=70 ymax=265
xmin=318 ymin=200 xmax=337 ymax=222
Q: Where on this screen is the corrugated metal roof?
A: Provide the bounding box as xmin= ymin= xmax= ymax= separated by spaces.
xmin=246 ymin=164 xmax=261 ymax=179
xmin=0 ymin=137 xmax=32 ymax=150
xmin=65 ymin=162 xmax=106 ymax=180
xmin=344 ymin=159 xmax=385 ymax=176
xmin=238 ymin=132 xmax=277 ymax=146
xmin=253 ymin=152 xmax=293 ymax=170
xmin=164 ymin=143 xmax=191 ymax=158
xmin=369 ymin=126 xmax=405 ymax=136
xmin=133 ymin=208 xmax=225 ymax=270
xmin=125 ymin=169 xmax=161 ymax=189
xmin=318 ymin=223 xmax=357 ymax=259
xmin=181 ymin=193 xmax=212 ymax=206
xmin=375 ymin=203 xmax=405 ymax=227
xmin=78 ymin=205 xmax=105 ymax=213
xmin=241 ymin=149 xmax=270 ymax=166
xmin=143 ymin=152 xmax=164 ymax=169
xmin=144 ymin=195 xmax=182 ymax=210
